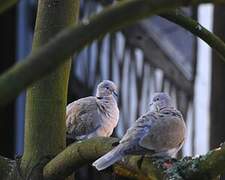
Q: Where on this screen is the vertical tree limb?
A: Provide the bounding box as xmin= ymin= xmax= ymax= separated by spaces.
xmin=20 ymin=0 xmax=79 ymax=178
xmin=210 ymin=5 xmax=225 ymax=149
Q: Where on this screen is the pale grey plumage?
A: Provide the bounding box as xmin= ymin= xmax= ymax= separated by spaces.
xmin=66 ymin=80 xmax=119 ymax=140
xmin=92 ymin=92 xmax=186 ymax=170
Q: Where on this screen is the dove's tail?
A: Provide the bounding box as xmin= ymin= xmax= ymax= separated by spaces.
xmin=92 ymin=144 xmax=126 ymax=171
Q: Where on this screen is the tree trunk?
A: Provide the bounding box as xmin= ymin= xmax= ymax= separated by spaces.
xmin=210 ymin=5 xmax=225 ymax=180
xmin=0 ymin=6 xmax=16 ymax=159
xmin=210 ymin=5 xmax=225 ymax=149
xmin=20 ymin=0 xmax=79 ymax=179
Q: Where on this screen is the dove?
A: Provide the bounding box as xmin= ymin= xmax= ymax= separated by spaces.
xmin=66 ymin=80 xmax=119 ymax=140
xmin=92 ymin=93 xmax=186 ymax=170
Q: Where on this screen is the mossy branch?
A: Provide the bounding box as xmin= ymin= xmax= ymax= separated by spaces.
xmin=43 ymin=137 xmax=119 ymax=179
xmin=114 ymin=156 xmax=163 ymax=180
xmin=0 ymin=0 xmax=17 ymax=14
xmin=43 ymin=138 xmax=225 ymax=180
xmin=43 ymin=137 xmax=162 ymax=180
xmin=117 ymin=143 xmax=225 ymax=180
xmin=0 ymin=0 xmax=223 ymax=106
xmin=167 ymin=143 xmax=225 ymax=180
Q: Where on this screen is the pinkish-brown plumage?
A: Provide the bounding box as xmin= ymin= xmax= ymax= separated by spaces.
xmin=93 ymin=93 xmax=186 ymax=171
xmin=66 ymin=80 xmax=119 ymax=140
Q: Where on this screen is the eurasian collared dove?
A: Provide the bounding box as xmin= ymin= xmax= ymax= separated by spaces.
xmin=66 ymin=80 xmax=119 ymax=140
xmin=92 ymin=93 xmax=186 ymax=170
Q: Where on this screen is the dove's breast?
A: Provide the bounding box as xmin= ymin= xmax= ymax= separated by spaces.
xmin=97 ymin=97 xmax=119 ymax=137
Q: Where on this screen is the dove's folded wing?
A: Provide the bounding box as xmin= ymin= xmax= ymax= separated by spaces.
xmin=119 ymin=112 xmax=157 ymax=144
xmin=66 ymin=97 xmax=101 ymax=138
xmin=139 ymin=108 xmax=186 ymax=154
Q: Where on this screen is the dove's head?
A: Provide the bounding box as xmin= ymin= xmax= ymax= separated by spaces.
xmin=148 ymin=92 xmax=174 ymax=112
xmin=96 ymin=80 xmax=118 ymax=98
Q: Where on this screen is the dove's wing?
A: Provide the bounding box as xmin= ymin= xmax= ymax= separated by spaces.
xmin=139 ymin=108 xmax=186 ymax=153
xmin=66 ymin=96 xmax=101 ymax=138
xmin=119 ymin=112 xmax=157 ymax=144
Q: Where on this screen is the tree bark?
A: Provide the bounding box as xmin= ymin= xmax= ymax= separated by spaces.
xmin=210 ymin=5 xmax=225 ymax=149
xmin=20 ymin=0 xmax=79 ymax=179
xmin=43 ymin=138 xmax=120 ymax=180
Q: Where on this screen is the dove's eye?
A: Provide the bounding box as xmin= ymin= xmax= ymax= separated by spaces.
xmin=105 ymin=86 xmax=109 ymax=90
xmin=156 ymin=98 xmax=159 ymax=101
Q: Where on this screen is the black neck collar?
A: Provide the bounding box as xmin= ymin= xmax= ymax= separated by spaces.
xmin=159 ymin=106 xmax=174 ymax=111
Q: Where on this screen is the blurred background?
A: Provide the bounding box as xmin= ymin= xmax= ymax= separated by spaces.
xmin=0 ymin=0 xmax=224 ymax=179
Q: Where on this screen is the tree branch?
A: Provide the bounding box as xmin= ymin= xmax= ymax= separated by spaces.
xmin=0 ymin=0 xmax=17 ymax=14
xmin=43 ymin=138 xmax=225 ymax=180
xmin=0 ymin=0 xmax=223 ymax=106
xmin=160 ymin=10 xmax=225 ymax=62
xmin=43 ymin=137 xmax=119 ymax=179
xmin=114 ymin=156 xmax=163 ymax=180
xmin=117 ymin=143 xmax=225 ymax=180
xmin=43 ymin=137 xmax=163 ymax=180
